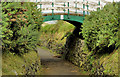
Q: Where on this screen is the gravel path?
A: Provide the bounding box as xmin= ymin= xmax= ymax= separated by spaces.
xmin=37 ymin=48 xmax=89 ymax=75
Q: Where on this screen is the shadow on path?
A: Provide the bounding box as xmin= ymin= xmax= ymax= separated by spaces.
xmin=37 ymin=48 xmax=89 ymax=75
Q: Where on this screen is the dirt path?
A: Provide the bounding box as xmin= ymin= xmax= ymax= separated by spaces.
xmin=37 ymin=48 xmax=89 ymax=75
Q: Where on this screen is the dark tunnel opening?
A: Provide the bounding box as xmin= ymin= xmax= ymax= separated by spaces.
xmin=65 ymin=20 xmax=84 ymax=39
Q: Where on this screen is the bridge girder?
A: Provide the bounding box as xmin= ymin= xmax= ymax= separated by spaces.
xmin=43 ymin=14 xmax=84 ymax=24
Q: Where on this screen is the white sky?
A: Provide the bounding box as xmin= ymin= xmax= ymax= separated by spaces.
xmin=32 ymin=0 xmax=120 ymax=2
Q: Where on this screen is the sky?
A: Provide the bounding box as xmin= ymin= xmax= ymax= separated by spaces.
xmin=33 ymin=0 xmax=120 ymax=2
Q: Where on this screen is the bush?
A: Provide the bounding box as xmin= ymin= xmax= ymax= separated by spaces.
xmin=0 ymin=2 xmax=43 ymax=54
xmin=81 ymin=2 xmax=119 ymax=53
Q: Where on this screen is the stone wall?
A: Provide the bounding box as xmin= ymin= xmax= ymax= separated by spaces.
xmin=64 ymin=33 xmax=118 ymax=76
xmin=22 ymin=53 xmax=42 ymax=75
xmin=64 ymin=34 xmax=105 ymax=75
xmin=24 ymin=58 xmax=41 ymax=75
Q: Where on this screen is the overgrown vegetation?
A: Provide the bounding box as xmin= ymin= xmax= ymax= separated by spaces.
xmin=1 ymin=2 xmax=43 ymax=75
xmin=1 ymin=1 xmax=119 ymax=76
xmin=39 ymin=20 xmax=75 ymax=54
xmin=1 ymin=2 xmax=43 ymax=54
xmin=80 ymin=2 xmax=120 ymax=75
xmin=81 ymin=2 xmax=119 ymax=53
xmin=2 ymin=51 xmax=41 ymax=75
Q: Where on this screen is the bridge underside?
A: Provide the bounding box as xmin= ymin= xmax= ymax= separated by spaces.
xmin=43 ymin=14 xmax=85 ymax=24
xmin=43 ymin=13 xmax=84 ymax=38
xmin=65 ymin=20 xmax=82 ymax=28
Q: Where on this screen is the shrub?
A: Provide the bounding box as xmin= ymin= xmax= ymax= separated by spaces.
xmin=0 ymin=2 xmax=43 ymax=54
xmin=81 ymin=2 xmax=119 ymax=53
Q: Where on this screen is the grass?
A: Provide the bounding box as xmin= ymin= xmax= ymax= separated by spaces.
xmin=98 ymin=48 xmax=119 ymax=75
xmin=40 ymin=20 xmax=75 ymax=40
xmin=2 ymin=51 xmax=41 ymax=75
xmin=39 ymin=20 xmax=75 ymax=55
xmin=39 ymin=20 xmax=75 ymax=58
xmin=38 ymin=46 xmax=50 ymax=51
xmin=40 ymin=20 xmax=75 ymax=46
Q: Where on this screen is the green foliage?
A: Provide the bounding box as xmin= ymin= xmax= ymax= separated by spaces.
xmin=39 ymin=20 xmax=75 ymax=54
xmin=2 ymin=51 xmax=41 ymax=75
xmin=1 ymin=2 xmax=43 ymax=54
xmin=41 ymin=20 xmax=74 ymax=34
xmin=82 ymin=3 xmax=119 ymax=52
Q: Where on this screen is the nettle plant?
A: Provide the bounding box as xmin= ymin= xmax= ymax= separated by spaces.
xmin=82 ymin=2 xmax=119 ymax=53
xmin=1 ymin=2 xmax=43 ymax=54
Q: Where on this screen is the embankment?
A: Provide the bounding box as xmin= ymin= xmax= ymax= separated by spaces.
xmin=2 ymin=51 xmax=41 ymax=75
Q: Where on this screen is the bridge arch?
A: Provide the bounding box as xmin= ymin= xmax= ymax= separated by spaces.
xmin=38 ymin=0 xmax=103 ymax=38
xmin=43 ymin=13 xmax=84 ymax=24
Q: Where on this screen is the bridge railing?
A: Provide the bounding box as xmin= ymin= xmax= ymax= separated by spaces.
xmin=36 ymin=0 xmax=103 ymax=16
xmin=36 ymin=0 xmax=104 ymax=22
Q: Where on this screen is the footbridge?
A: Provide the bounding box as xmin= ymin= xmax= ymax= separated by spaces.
xmin=36 ymin=0 xmax=103 ymax=24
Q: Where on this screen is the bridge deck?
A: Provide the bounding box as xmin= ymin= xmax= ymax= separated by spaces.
xmin=42 ymin=13 xmax=87 ymax=16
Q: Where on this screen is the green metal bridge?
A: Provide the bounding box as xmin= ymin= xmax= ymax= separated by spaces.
xmin=36 ymin=0 xmax=102 ymax=24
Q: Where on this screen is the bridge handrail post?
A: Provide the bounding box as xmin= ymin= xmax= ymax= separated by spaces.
xmin=86 ymin=1 xmax=89 ymax=15
xmin=52 ymin=2 xmax=54 ymax=19
xmin=83 ymin=0 xmax=85 ymax=17
xmin=75 ymin=1 xmax=77 ymax=14
xmin=97 ymin=0 xmax=100 ymax=10
xmin=67 ymin=1 xmax=70 ymax=19
xmin=64 ymin=2 xmax=66 ymax=14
